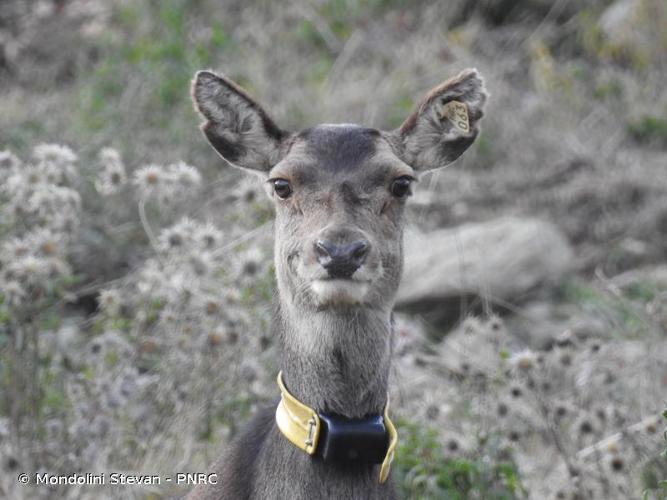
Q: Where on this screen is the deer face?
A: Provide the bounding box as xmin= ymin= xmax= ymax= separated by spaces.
xmin=267 ymin=125 xmax=414 ymax=309
xmin=192 ymin=69 xmax=487 ymax=311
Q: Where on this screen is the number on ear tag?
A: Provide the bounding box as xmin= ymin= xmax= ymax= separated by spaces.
xmin=438 ymin=100 xmax=469 ymax=133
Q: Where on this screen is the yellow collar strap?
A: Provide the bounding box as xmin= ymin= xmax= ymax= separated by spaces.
xmin=275 ymin=371 xmax=398 ymax=484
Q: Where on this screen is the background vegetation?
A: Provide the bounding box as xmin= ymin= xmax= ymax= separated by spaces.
xmin=1 ymin=0 xmax=666 ymax=498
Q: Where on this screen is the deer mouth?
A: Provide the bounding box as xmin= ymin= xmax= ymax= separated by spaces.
xmin=311 ymin=278 xmax=369 ymax=305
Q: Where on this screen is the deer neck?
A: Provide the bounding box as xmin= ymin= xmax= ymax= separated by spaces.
xmin=277 ymin=303 xmax=393 ymax=418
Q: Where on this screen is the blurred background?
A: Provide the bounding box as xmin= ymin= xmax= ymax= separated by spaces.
xmin=1 ymin=0 xmax=666 ymax=498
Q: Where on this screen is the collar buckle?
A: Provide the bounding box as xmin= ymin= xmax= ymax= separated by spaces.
xmin=305 ymin=416 xmax=318 ymax=451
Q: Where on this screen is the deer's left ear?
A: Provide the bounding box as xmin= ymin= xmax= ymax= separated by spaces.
xmin=391 ymin=68 xmax=488 ymax=172
xmin=192 ymin=70 xmax=289 ymax=174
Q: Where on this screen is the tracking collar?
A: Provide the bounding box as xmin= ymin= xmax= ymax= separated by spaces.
xmin=275 ymin=371 xmax=398 ymax=483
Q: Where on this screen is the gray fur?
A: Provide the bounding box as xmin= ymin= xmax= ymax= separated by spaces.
xmin=188 ymin=69 xmax=487 ymax=500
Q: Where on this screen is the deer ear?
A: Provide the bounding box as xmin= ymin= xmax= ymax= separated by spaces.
xmin=192 ymin=70 xmax=288 ymax=173
xmin=392 ymin=68 xmax=487 ymax=172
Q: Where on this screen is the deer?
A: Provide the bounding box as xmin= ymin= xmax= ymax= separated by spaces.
xmin=187 ymin=67 xmax=487 ymax=500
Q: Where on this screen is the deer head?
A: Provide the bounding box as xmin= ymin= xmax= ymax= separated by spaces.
xmin=192 ymin=69 xmax=487 ymax=316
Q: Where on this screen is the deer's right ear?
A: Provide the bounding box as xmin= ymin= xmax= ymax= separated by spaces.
xmin=192 ymin=70 xmax=288 ymax=174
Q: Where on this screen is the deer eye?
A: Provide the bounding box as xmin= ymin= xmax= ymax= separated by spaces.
xmin=272 ymin=179 xmax=292 ymax=199
xmin=390 ymin=176 xmax=413 ymax=198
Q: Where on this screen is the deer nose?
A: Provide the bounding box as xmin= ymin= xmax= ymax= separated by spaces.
xmin=315 ymin=239 xmax=369 ymax=279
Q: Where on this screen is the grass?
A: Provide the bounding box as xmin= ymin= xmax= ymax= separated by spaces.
xmin=561 ymin=278 xmax=654 ymax=339
xmin=628 ymin=115 xmax=667 ymax=147
xmin=40 ymin=367 xmax=69 ymax=415
xmin=624 ymin=281 xmax=661 ymax=303
xmin=74 ymin=0 xmax=230 ymax=159
xmin=641 ymin=411 xmax=667 ymax=499
xmin=393 ymin=420 xmax=524 ymax=500
xmin=592 ymin=78 xmax=624 ymax=101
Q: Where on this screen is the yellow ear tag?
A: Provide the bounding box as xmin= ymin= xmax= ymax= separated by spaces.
xmin=439 ymin=100 xmax=469 ymax=133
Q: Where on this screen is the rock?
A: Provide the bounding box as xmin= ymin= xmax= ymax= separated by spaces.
xmin=606 ymin=237 xmax=653 ymax=273
xmin=396 ymin=217 xmax=573 ymax=323
xmin=598 ymin=0 xmax=666 ymax=65
xmin=568 ymin=317 xmax=608 ymax=342
xmin=504 ymin=301 xmax=571 ymax=350
xmin=611 ymin=264 xmax=667 ymax=291
xmin=503 ymin=298 xmax=613 ymax=351
xmin=599 ymin=0 xmax=637 ymax=37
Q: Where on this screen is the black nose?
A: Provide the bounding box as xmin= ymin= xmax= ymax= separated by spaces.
xmin=315 ymin=239 xmax=369 ymax=279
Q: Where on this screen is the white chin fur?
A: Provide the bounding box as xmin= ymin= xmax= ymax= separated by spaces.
xmin=311 ymin=279 xmax=368 ymax=305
